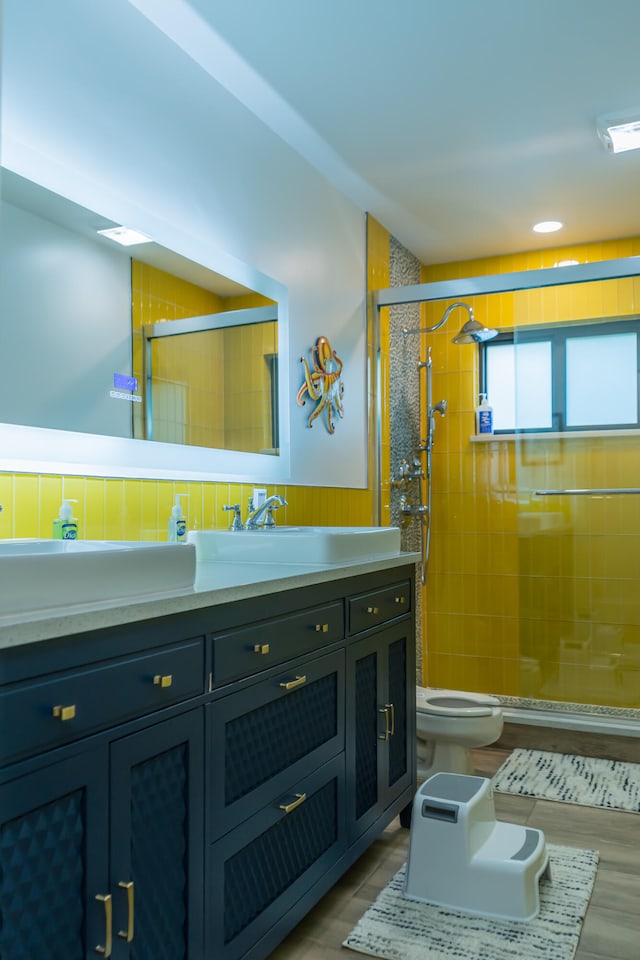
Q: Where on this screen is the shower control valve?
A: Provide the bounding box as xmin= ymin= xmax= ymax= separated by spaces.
xmin=399 ymin=495 xmax=428 ymax=518
xmin=407 ymin=457 xmax=424 ymax=479
xmin=391 ymin=459 xmax=411 ymax=489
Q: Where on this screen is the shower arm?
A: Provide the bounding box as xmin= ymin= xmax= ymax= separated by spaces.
xmin=403 ymin=301 xmax=473 ymax=339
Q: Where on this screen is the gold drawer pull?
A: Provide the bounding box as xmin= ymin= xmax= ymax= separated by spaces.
xmin=315 ymin=623 xmax=329 ymax=633
xmin=254 ymin=643 xmax=270 ymax=655
xmin=279 ymin=792 xmax=306 ymax=813
xmin=394 ymin=596 xmax=406 ymax=604
xmin=386 ymin=702 xmax=396 ymax=736
xmin=378 ymin=706 xmax=390 ymax=741
xmin=279 ymin=675 xmax=306 ymax=691
xmin=52 ymin=704 xmax=76 ymax=721
xmin=117 ymin=881 xmax=134 ymax=943
xmin=95 ymin=893 xmax=113 ymax=957
xmin=367 ymin=606 xmax=379 ymax=615
xmin=153 ymin=674 xmax=173 ymax=688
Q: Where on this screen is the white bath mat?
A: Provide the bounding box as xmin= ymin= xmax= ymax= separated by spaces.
xmin=493 ymin=748 xmax=640 ymax=813
xmin=343 ymin=844 xmax=598 ymax=960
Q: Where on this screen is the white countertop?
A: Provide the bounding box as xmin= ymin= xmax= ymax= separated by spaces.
xmin=0 ymin=551 xmax=420 ymax=650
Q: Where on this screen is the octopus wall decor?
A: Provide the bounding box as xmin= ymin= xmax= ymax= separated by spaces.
xmin=297 ymin=335 xmax=344 ymax=434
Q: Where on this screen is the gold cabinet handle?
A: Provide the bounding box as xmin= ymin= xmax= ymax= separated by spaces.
xmin=279 ymin=792 xmax=306 ymax=813
xmin=378 ymin=706 xmax=390 ymax=741
xmin=254 ymin=643 xmax=270 ymax=655
xmin=52 ymin=704 xmax=76 ymax=721
xmin=367 ymin=606 xmax=379 ymax=615
xmin=153 ymin=674 xmax=173 ymax=688
xmin=315 ymin=623 xmax=329 ymax=633
xmin=95 ymin=893 xmax=112 ymax=957
xmin=279 ymin=675 xmax=306 ymax=691
xmin=117 ymin=881 xmax=134 ymax=943
xmin=386 ymin=702 xmax=395 ymax=736
xmin=394 ymin=596 xmax=406 ymax=604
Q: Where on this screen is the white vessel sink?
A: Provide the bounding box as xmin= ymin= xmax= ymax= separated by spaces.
xmin=0 ymin=539 xmax=196 ymax=617
xmin=188 ymin=525 xmax=401 ymax=565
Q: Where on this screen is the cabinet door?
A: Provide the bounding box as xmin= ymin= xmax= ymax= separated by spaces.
xmin=384 ymin=623 xmax=414 ymax=804
xmin=346 ymin=621 xmax=414 ymax=840
xmin=109 ymin=710 xmax=204 ymax=960
xmin=0 ymin=749 xmax=109 ymax=960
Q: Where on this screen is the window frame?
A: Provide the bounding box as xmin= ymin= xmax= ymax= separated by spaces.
xmin=479 ymin=317 xmax=640 ymax=434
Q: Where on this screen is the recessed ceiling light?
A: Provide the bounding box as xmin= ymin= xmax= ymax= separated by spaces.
xmin=97 ymin=226 xmax=152 ymax=246
xmin=533 ymin=220 xmax=563 ymax=234
xmin=597 ymin=111 xmax=640 ymax=154
xmin=554 ymin=259 xmax=579 ymax=267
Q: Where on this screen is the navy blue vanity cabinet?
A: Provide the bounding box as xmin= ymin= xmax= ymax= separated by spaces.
xmin=346 ymin=597 xmax=415 ymax=842
xmin=203 ymin=568 xmax=416 ymax=960
xmin=0 ymin=711 xmax=203 ymax=960
xmin=0 ymin=561 xmax=417 ymax=960
xmin=0 ymin=631 xmax=205 ymax=960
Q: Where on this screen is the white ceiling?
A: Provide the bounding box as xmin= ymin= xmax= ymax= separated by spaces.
xmin=132 ymin=0 xmax=640 ymax=265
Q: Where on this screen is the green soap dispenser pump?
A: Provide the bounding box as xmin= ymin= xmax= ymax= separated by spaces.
xmin=168 ymin=494 xmax=189 ymax=543
xmin=53 ymin=499 xmax=79 ymax=540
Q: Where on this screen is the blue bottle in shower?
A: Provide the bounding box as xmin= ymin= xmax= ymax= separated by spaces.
xmin=476 ymin=394 xmax=494 ymax=434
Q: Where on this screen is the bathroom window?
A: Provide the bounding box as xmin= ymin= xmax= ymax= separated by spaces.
xmin=480 ymin=318 xmax=640 ymax=432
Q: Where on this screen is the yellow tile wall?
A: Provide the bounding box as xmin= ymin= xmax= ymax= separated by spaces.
xmin=420 ymin=237 xmax=640 ymax=708
xmin=0 ymin=474 xmax=375 ymax=540
xmin=2 ymin=253 xmax=377 ymax=550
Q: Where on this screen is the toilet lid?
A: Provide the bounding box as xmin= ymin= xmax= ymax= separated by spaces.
xmin=423 ymin=696 xmax=494 ymax=717
xmin=416 ymin=688 xmax=501 ymax=718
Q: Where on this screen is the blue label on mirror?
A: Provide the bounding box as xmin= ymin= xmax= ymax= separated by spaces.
xmin=114 ymin=373 xmax=138 ymax=391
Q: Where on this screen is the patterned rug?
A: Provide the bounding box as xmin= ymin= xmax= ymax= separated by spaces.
xmin=343 ymin=844 xmax=598 ymax=960
xmin=493 ymin=748 xmax=640 ymax=813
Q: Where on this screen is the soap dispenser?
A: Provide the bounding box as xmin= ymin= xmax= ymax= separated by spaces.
xmin=53 ymin=499 xmax=79 ymax=540
xmin=475 ymin=393 xmax=494 ymax=434
xmin=168 ymin=494 xmax=189 ymax=543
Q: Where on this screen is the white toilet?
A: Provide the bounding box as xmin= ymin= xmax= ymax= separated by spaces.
xmin=415 ymin=687 xmax=504 ymax=780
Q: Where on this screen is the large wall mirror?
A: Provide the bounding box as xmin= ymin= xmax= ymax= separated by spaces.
xmin=0 ymin=167 xmax=291 ymax=482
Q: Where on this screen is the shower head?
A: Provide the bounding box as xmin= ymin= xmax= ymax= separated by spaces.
xmin=452 ymin=316 xmax=499 ymax=344
xmin=402 ymin=301 xmax=498 ymax=343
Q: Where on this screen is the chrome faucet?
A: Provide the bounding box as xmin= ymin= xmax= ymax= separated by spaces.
xmin=223 ymin=503 xmax=244 ymax=531
xmin=246 ymin=494 xmax=288 ymax=529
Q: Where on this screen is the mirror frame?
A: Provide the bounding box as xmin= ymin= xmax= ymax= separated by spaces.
xmin=0 ymin=150 xmax=291 ymax=483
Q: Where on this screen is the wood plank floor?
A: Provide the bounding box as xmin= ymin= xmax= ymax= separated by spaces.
xmin=268 ymin=747 xmax=640 ymax=960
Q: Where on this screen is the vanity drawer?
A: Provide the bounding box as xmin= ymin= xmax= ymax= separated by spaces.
xmin=207 ymin=754 xmax=345 ymax=960
xmin=0 ymin=639 xmax=204 ymax=765
xmin=348 ymin=581 xmax=411 ymax=635
xmin=207 ymin=648 xmax=344 ymax=840
xmin=212 ymin=601 xmax=344 ymax=685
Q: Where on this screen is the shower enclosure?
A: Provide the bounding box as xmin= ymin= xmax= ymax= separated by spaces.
xmin=375 ymin=251 xmax=640 ymax=726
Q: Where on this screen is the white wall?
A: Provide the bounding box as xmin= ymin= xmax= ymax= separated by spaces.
xmin=1 ymin=0 xmax=368 ymax=488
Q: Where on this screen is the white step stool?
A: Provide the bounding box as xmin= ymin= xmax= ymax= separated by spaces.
xmin=404 ymin=772 xmax=550 ymax=921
